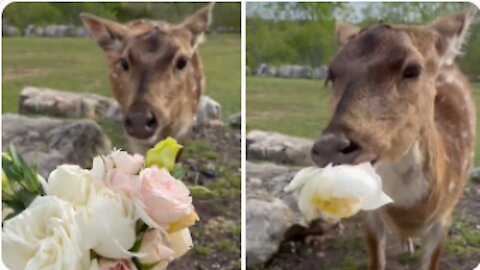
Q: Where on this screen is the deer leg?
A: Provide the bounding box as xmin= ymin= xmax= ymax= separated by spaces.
xmin=420 ymin=222 xmax=448 ymax=270
xmin=364 ymin=212 xmax=386 ymax=270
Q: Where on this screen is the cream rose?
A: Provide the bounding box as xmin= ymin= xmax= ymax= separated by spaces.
xmin=2 ymin=196 xmax=87 ymax=270
xmin=285 ymin=163 xmax=393 ymax=220
xmin=89 ymin=258 xmax=137 ymax=270
xmin=138 ymin=230 xmax=174 ymax=269
xmin=167 ymin=228 xmax=194 ymax=259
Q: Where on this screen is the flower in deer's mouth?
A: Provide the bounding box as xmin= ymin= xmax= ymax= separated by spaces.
xmin=2 ymin=196 xmax=87 ymax=270
xmin=285 ymin=163 xmax=393 ymax=220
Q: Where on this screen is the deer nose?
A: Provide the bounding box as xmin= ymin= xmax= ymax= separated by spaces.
xmin=311 ymin=133 xmax=362 ymax=167
xmin=124 ymin=109 xmax=158 ymax=139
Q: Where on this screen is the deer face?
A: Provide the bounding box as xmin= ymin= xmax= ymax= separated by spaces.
xmin=81 ymin=4 xmax=214 ymax=148
xmin=311 ymin=11 xmax=475 ymax=167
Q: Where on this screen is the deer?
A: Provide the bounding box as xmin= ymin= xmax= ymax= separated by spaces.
xmin=80 ymin=3 xmax=214 ymax=153
xmin=310 ymin=10 xmax=476 ymax=270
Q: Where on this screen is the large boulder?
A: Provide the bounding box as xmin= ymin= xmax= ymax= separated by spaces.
xmin=246 ymin=162 xmax=336 ymax=268
xmin=2 ymin=114 xmax=111 ymax=178
xmin=18 ymin=86 xmax=122 ymax=121
xmin=247 ymin=130 xmax=313 ymax=165
xmin=19 ymin=86 xmax=222 ymax=127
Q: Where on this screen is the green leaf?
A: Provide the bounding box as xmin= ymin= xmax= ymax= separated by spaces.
xmin=188 ymin=185 xmax=217 ymax=197
xmin=171 ymin=164 xmax=188 ymax=180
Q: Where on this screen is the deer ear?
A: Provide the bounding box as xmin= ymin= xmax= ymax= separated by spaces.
xmin=182 ymin=2 xmax=215 ymax=47
xmin=429 ymin=10 xmax=476 ymax=66
xmin=80 ymin=13 xmax=129 ymax=53
xmin=336 ymin=21 xmax=361 ymax=47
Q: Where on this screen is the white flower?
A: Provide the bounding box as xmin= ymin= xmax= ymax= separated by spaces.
xmin=82 ymin=187 xmax=137 ymax=259
xmin=46 ymin=165 xmax=102 ymax=207
xmin=167 ymin=228 xmax=194 ymax=259
xmin=46 ymin=164 xmax=137 ymax=258
xmin=285 ymin=163 xmax=393 ymax=220
xmin=2 ymin=196 xmax=88 ymax=270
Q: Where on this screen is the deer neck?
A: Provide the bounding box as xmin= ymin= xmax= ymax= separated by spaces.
xmin=376 ymin=120 xmax=445 ymax=208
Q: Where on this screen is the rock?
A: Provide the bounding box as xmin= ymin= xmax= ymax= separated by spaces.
xmin=18 ymin=86 xmax=122 ymax=121
xmin=194 ymin=95 xmax=222 ymax=126
xmin=470 ymin=167 xmax=480 ymax=182
xmin=312 ymin=66 xmax=328 ymax=80
xmin=2 ymin=114 xmax=111 ymax=178
xmin=254 ymin=63 xmax=269 ymax=76
xmin=43 ymin=24 xmax=76 ymax=37
xmin=246 ymin=162 xmax=336 ymax=268
xmin=24 ymin=25 xmax=44 ymax=36
xmin=228 ymin=112 xmax=241 ymax=129
xmin=246 ymin=66 xmax=252 ymax=76
xmin=247 ymin=130 xmax=313 ymax=165
xmin=3 ymin=24 xmax=20 ymax=36
xmin=247 ymin=198 xmax=293 ymax=267
xmin=276 ymin=65 xmax=311 ymax=79
xmin=75 ymin=26 xmax=89 ymax=37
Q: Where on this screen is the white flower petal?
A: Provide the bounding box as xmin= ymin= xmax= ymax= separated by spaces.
xmin=361 ymin=192 xmax=393 ymax=210
xmin=167 ymin=228 xmax=193 ymax=259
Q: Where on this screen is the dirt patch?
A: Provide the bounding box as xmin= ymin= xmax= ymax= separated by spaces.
xmin=259 ymin=180 xmax=480 ymax=270
xmin=169 ymin=124 xmax=241 ymax=270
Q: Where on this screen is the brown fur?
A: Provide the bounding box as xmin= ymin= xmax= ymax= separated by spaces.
xmin=313 ymin=11 xmax=476 ymax=270
xmin=80 ymin=3 xmax=214 ymax=153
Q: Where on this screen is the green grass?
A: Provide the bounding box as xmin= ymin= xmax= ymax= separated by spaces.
xmin=247 ymin=77 xmax=480 ymax=165
xmin=2 ymin=34 xmax=241 ymax=119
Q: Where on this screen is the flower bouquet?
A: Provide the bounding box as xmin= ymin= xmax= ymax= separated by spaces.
xmin=2 ymin=138 xmax=203 ymax=270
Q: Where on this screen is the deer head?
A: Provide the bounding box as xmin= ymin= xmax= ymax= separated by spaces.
xmin=81 ymin=3 xmax=214 ymax=152
xmin=311 ymin=11 xmax=475 ymax=167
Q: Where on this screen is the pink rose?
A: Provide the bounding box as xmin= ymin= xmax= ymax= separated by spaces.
xmin=136 ymin=167 xmax=197 ymax=231
xmin=105 ymin=170 xmax=138 ymax=197
xmin=138 ymin=230 xmax=174 ymax=269
xmin=93 ymin=259 xmax=137 ymax=270
xmin=110 ymin=151 xmax=144 ymax=175
xmin=91 ymin=150 xmax=144 ymax=197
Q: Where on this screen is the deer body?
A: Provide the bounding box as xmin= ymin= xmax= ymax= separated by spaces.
xmin=81 ymin=4 xmax=214 ymax=153
xmin=311 ymin=11 xmax=476 ymax=270
xmin=369 ymin=64 xmax=475 ymax=270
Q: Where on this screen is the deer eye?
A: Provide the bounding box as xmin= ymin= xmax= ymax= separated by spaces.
xmin=119 ymin=58 xmax=129 ymax=71
xmin=176 ymin=57 xmax=188 ymax=71
xmin=403 ymin=64 xmax=421 ymax=79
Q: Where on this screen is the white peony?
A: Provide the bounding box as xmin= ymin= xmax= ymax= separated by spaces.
xmin=46 ymin=165 xmax=103 ymax=207
xmin=46 ymin=164 xmax=137 ymax=259
xmin=83 ymin=187 xmax=137 ymax=259
xmin=285 ymin=163 xmax=393 ymax=220
xmin=2 ymin=196 xmax=88 ymax=270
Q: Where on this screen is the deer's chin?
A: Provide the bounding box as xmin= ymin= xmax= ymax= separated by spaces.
xmin=125 ymin=129 xmax=162 ymax=146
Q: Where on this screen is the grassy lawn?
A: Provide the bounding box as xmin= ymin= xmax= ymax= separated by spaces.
xmin=2 ymin=34 xmax=241 ymax=119
xmin=247 ymin=76 xmax=480 ymax=166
